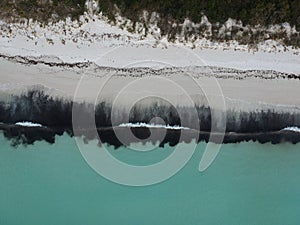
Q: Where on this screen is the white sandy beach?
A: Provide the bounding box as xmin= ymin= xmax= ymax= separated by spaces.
xmin=0 ymin=15 xmax=299 ymax=113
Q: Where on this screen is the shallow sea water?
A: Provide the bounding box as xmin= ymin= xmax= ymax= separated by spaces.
xmin=0 ymin=132 xmax=300 ymax=225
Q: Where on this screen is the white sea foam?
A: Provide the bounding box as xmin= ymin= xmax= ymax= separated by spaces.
xmin=15 ymin=121 xmax=43 ymax=127
xmin=282 ymin=127 xmax=300 ymax=133
xmin=118 ymin=123 xmax=190 ymax=130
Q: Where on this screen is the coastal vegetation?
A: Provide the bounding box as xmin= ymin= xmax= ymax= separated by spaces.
xmin=98 ymin=0 xmax=300 ymax=47
xmin=0 ymin=0 xmax=86 ymax=21
xmin=0 ymin=0 xmax=299 ymax=47
xmin=100 ymin=0 xmax=300 ymax=29
xmin=1 ymin=0 xmax=299 ymax=28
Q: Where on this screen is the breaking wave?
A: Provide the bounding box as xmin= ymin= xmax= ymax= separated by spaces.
xmin=118 ymin=123 xmax=190 ymax=130
xmin=15 ymin=121 xmax=43 ymax=127
xmin=282 ymin=127 xmax=300 ymax=133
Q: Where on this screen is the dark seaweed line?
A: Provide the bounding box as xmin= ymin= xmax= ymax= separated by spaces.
xmin=0 ymin=90 xmax=300 ymax=147
xmin=1 ymin=90 xmax=300 ymax=132
xmin=1 ymin=54 xmax=300 ymax=80
xmin=0 ymin=54 xmax=93 ymax=69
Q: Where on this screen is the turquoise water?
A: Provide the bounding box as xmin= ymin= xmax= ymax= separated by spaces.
xmin=1 ymin=132 xmax=300 ymax=225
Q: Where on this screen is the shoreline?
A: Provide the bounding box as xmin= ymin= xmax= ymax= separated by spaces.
xmin=1 ymin=124 xmax=300 ymax=147
xmin=0 ymin=88 xmax=300 ymax=146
